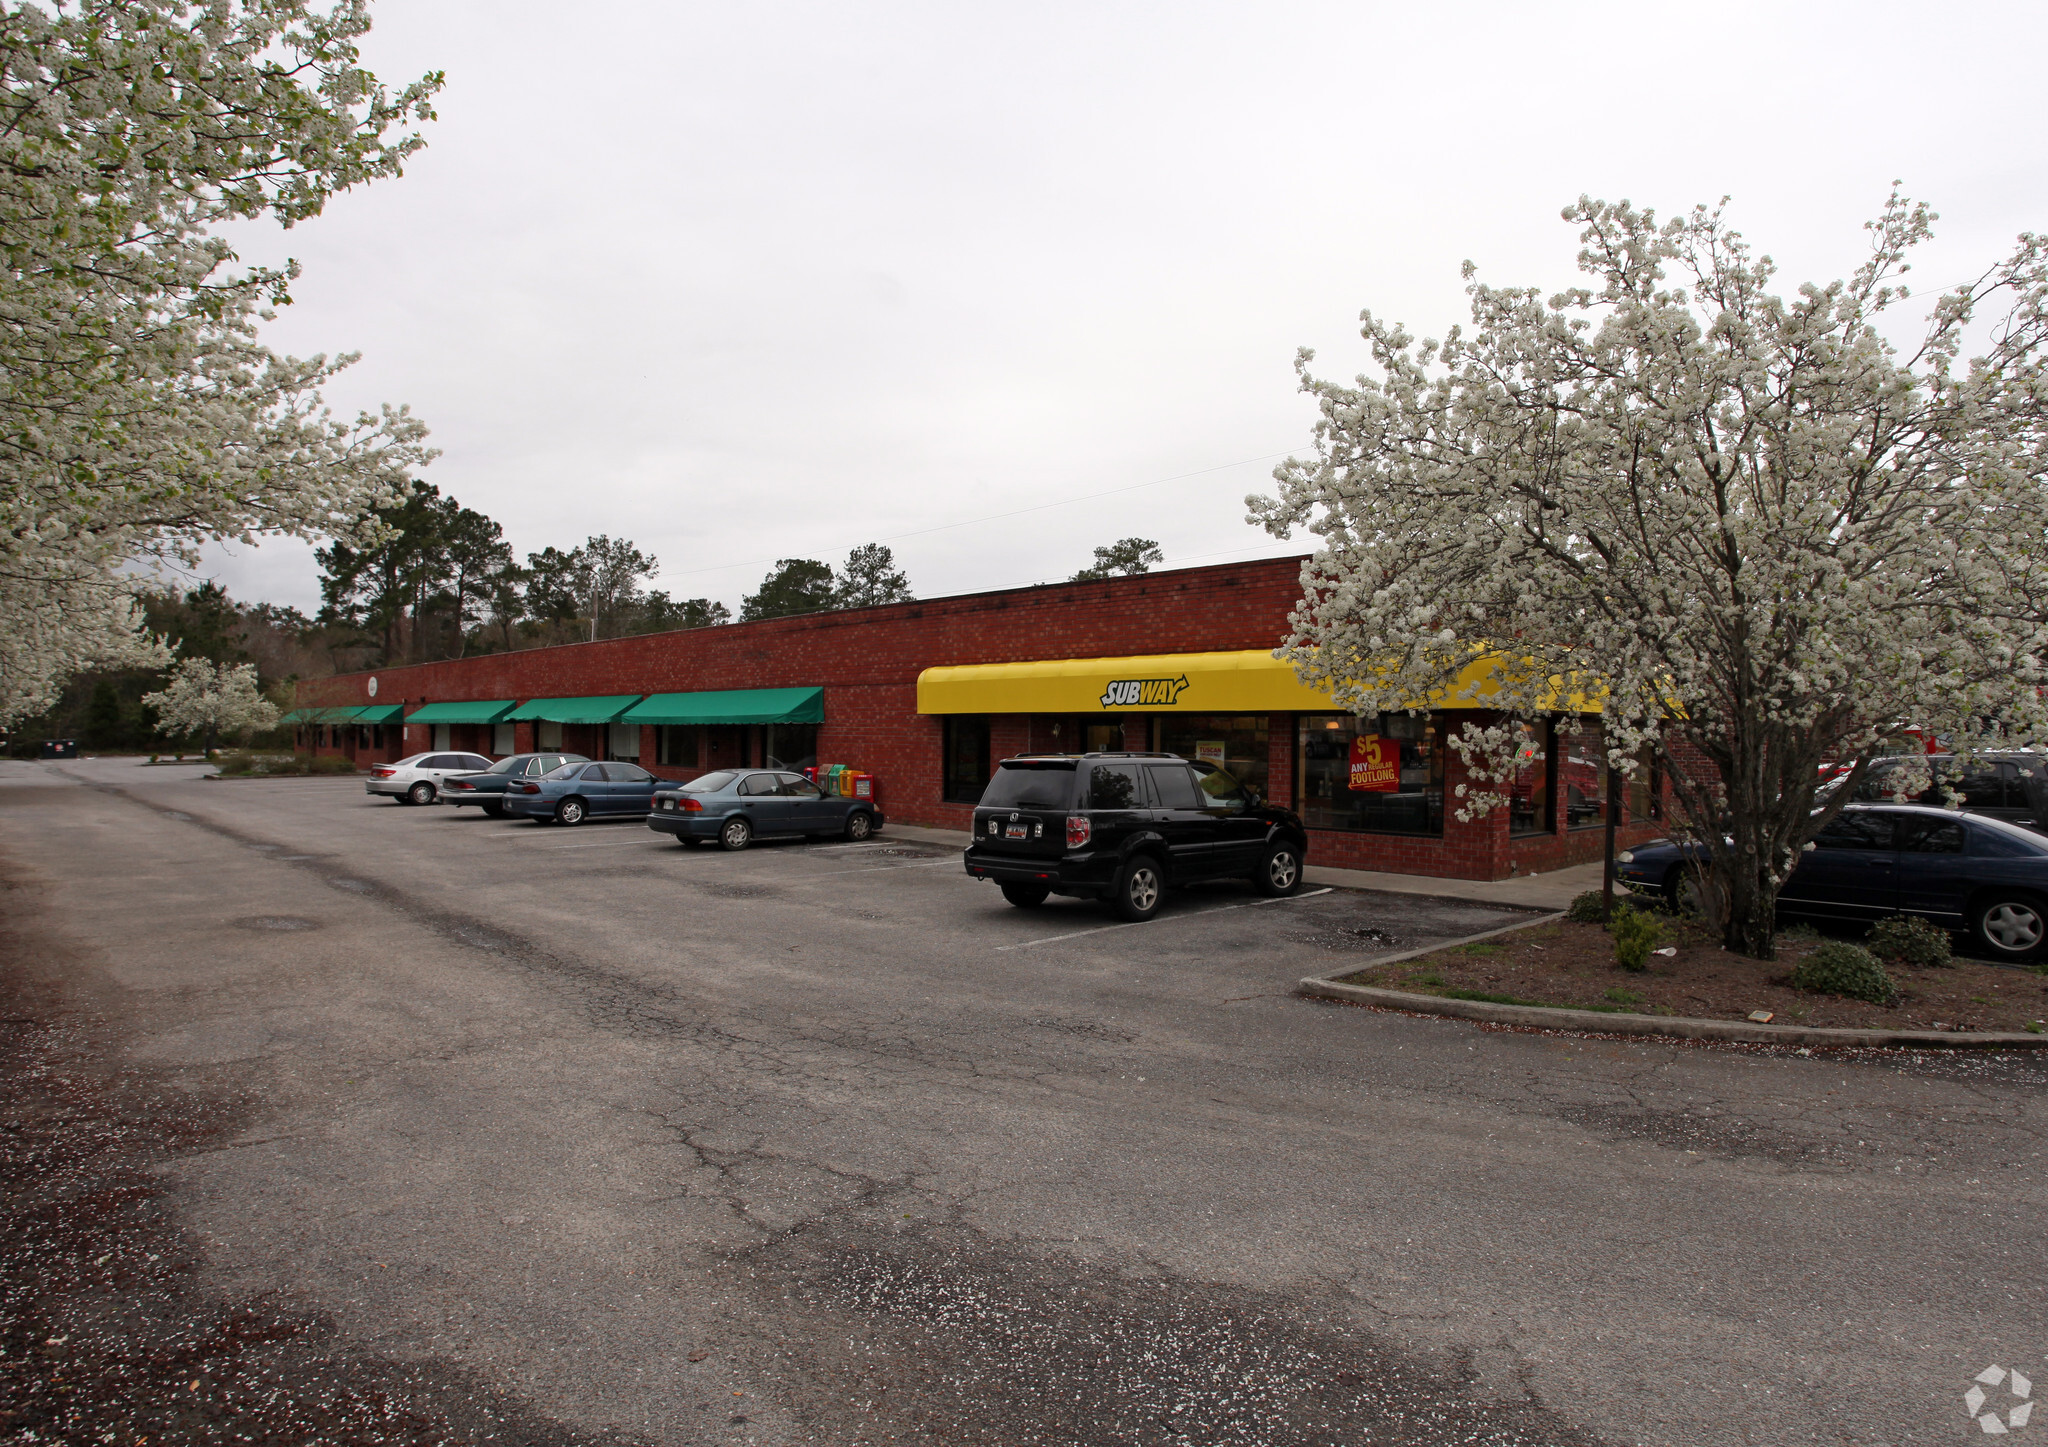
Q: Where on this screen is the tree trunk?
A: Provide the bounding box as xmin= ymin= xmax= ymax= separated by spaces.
xmin=1712 ymin=818 xmax=1784 ymax=960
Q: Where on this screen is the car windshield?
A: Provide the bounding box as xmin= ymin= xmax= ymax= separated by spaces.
xmin=679 ymin=771 xmax=738 ymax=794
xmin=981 ymin=762 xmax=1076 ymax=809
xmin=483 ymin=757 xmax=525 ymax=774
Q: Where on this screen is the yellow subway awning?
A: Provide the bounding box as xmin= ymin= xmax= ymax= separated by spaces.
xmin=915 ymin=650 xmax=1520 ymax=715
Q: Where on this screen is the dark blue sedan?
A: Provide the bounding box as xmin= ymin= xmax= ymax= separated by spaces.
xmin=646 ymin=768 xmax=885 ymax=850
xmin=1617 ymin=803 xmax=2048 ymax=961
xmin=503 ymin=760 xmax=663 ymax=826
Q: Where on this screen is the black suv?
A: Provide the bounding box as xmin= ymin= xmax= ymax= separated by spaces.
xmin=1850 ymin=752 xmax=2048 ymax=831
xmin=962 ymin=752 xmax=1310 ymax=921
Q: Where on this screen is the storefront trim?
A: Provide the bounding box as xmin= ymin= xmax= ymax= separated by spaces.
xmin=405 ymin=699 xmax=516 ymax=724
xmin=503 ymin=695 xmax=643 ymax=724
xmin=916 ymin=649 xmax=1549 ymax=716
xmin=620 ymin=686 xmax=824 ymax=727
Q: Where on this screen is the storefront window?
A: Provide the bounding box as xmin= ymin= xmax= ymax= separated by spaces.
xmin=656 ymin=725 xmax=699 ymax=767
xmin=493 ymin=722 xmax=515 ymax=756
xmin=537 ymin=721 xmax=563 ymax=752
xmin=1159 ymin=715 xmax=1269 ymax=801
xmin=765 ymin=723 xmax=818 ymax=770
xmin=1627 ymin=745 xmax=1660 ymax=822
xmin=1508 ymin=720 xmax=1552 ymax=836
xmin=1296 ymin=713 xmax=1443 ymax=835
xmin=607 ymin=723 xmax=641 ymax=760
xmin=943 ymin=716 xmax=991 ymax=803
xmin=1560 ymin=718 xmax=1607 ymax=830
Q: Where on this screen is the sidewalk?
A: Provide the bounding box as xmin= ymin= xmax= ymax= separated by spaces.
xmin=883 ymin=820 xmax=1606 ymax=912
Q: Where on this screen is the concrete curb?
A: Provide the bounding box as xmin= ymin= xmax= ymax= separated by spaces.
xmin=1298 ymin=914 xmax=2048 ymax=1049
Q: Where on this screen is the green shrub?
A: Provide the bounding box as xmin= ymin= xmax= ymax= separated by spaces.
xmin=1609 ymin=904 xmax=1664 ymax=972
xmin=1866 ymin=914 xmax=1953 ymax=968
xmin=1566 ymin=890 xmax=1610 ymax=923
xmin=213 ymin=751 xmax=358 ymax=778
xmin=1789 ymin=942 xmax=1899 ymax=1006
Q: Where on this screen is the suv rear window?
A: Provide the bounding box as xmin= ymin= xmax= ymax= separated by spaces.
xmin=981 ymin=763 xmax=1075 ymax=810
xmin=1088 ymin=764 xmax=1144 ymax=810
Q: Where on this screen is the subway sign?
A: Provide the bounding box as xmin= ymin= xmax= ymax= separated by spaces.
xmin=1099 ymin=674 xmax=1190 ymax=709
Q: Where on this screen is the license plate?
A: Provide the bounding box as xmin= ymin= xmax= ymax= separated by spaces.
xmin=1005 ymin=824 xmax=1028 ymax=838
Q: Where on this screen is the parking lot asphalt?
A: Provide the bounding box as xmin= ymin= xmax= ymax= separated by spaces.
xmin=3 ymin=757 xmax=2046 ymax=1446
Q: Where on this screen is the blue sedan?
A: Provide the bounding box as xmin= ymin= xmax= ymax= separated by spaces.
xmin=1617 ymin=803 xmax=2048 ymax=961
xmin=646 ymin=768 xmax=885 ymax=850
xmin=503 ymin=760 xmax=663 ymax=826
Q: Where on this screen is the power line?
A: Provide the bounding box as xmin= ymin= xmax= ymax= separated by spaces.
xmin=656 ymin=442 xmax=1310 ymax=581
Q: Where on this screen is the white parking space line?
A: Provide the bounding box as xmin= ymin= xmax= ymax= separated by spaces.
xmin=993 ymin=888 xmax=1333 ymax=952
xmin=504 ymin=837 xmax=671 ymax=852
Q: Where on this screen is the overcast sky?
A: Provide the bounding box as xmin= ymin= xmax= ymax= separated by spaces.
xmin=204 ymin=0 xmax=2048 ymax=617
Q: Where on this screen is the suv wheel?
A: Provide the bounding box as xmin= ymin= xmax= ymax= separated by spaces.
xmin=407 ymin=781 xmax=436 ymax=806
xmin=1000 ymin=882 xmax=1050 ymax=909
xmin=1253 ymin=842 xmax=1302 ymax=897
xmin=1110 ymin=855 xmax=1164 ymax=922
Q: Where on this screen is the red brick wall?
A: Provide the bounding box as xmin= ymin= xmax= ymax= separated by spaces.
xmin=296 ymin=556 xmax=1676 ymax=880
xmin=301 ymin=558 xmax=1313 ymax=818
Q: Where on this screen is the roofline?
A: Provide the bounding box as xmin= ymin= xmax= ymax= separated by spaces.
xmin=314 ymin=553 xmax=1312 ymax=686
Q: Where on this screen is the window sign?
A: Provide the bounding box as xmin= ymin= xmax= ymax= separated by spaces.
xmin=1298 ymin=714 xmax=1443 ymax=835
xmin=1348 ymin=735 xmax=1400 ymax=792
xmin=1508 ymin=720 xmax=1553 ymax=836
xmin=1159 ymin=716 xmax=1268 ymax=799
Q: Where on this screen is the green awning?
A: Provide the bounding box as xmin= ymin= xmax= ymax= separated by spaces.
xmin=279 ymin=705 xmax=366 ymax=725
xmin=619 ymin=687 xmax=824 ymax=727
xmin=280 ymin=703 xmax=403 ymax=725
xmin=404 ymin=699 xmax=516 ymax=725
xmin=503 ymin=695 xmax=643 ymax=725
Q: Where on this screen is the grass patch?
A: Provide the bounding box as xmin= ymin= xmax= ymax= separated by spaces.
xmin=1457 ymin=942 xmax=1504 ymax=956
xmin=1604 ymin=987 xmax=1643 ymax=1007
xmin=1409 ymin=969 xmax=1446 ymax=987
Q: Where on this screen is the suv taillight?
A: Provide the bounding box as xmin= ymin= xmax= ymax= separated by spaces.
xmin=1066 ymin=814 xmax=1091 ymax=848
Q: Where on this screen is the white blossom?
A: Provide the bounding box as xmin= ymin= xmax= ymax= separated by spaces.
xmin=141 ymin=657 xmax=278 ymax=748
xmin=1250 ymin=192 xmax=2048 ymax=957
xmin=0 ymin=2 xmax=442 ymax=723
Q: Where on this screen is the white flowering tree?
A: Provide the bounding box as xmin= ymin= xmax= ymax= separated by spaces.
xmin=142 ymin=659 xmax=279 ymax=753
xmin=0 ymin=1 xmax=442 ymax=725
xmin=1249 ymin=193 xmax=2048 ymax=958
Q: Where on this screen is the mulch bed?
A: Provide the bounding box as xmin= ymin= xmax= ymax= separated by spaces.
xmin=1335 ymin=917 xmax=2048 ymax=1034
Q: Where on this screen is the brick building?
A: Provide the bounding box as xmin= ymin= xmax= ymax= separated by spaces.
xmin=288 ymin=555 xmax=1666 ymax=881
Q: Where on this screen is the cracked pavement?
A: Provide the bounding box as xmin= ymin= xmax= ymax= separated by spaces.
xmin=2 ymin=757 xmax=2045 ymax=1445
